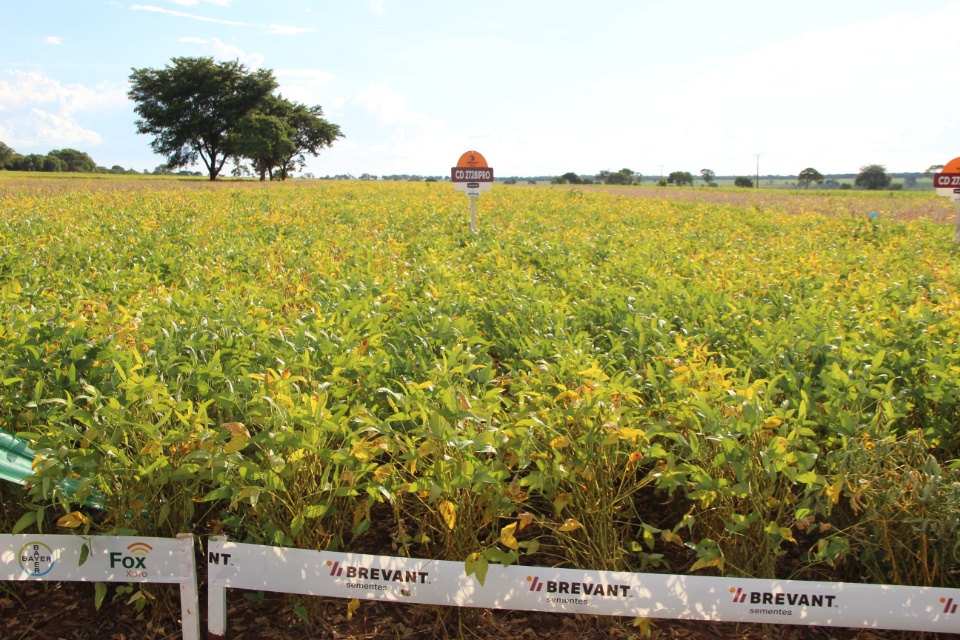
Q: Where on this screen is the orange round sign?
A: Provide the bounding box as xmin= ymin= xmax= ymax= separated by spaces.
xmin=456 ymin=150 xmax=488 ymax=168
xmin=943 ymin=157 xmax=960 ymax=173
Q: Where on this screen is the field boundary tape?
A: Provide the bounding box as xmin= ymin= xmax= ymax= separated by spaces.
xmin=207 ymin=537 xmax=960 ymax=637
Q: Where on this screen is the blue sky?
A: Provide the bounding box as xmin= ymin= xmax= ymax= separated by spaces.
xmin=2 ymin=0 xmax=959 ymax=177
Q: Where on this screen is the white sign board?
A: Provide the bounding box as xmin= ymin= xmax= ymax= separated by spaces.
xmin=207 ymin=538 xmax=960 ymax=637
xmin=1 ymin=534 xmax=200 ymax=640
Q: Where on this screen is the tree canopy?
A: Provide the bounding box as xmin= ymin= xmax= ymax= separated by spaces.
xmin=129 ymin=57 xmax=278 ymax=181
xmin=130 ymin=58 xmax=342 ymax=181
xmin=854 ymin=164 xmax=891 ymax=190
xmin=734 ymin=176 xmax=754 ymax=188
xmin=48 ymin=148 xmax=97 ymax=173
xmin=667 ymin=171 xmax=694 ymax=186
xmin=277 ymin=100 xmax=342 ymax=179
xmin=700 ymin=168 xmax=716 ymax=185
xmin=797 ymin=167 xmax=824 ymax=189
xmin=596 ymin=168 xmax=639 ymax=185
xmin=1 ymin=144 xmax=100 ymax=173
xmin=231 ymin=112 xmax=295 ymax=181
xmin=0 ymin=141 xmax=14 ymax=167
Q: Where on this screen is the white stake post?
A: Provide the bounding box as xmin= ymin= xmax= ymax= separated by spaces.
xmin=1 ymin=533 xmax=199 ymax=640
xmin=451 ymin=150 xmax=493 ymax=234
xmin=932 ymin=159 xmax=960 ymax=244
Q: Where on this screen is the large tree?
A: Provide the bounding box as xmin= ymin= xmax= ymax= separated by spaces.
xmin=855 ymin=164 xmax=891 ymax=190
xmin=129 ymin=57 xmax=277 ymax=180
xmin=276 ymin=100 xmax=342 ymax=180
xmin=231 ymin=95 xmax=342 ymax=181
xmin=700 ymin=168 xmax=716 ymax=185
xmin=797 ymin=167 xmax=824 ymax=189
xmin=668 ymin=171 xmax=694 ymax=186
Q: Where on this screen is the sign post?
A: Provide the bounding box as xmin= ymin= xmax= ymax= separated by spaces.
xmin=932 ymin=156 xmax=960 ymax=243
xmin=451 ymin=150 xmax=493 ymax=233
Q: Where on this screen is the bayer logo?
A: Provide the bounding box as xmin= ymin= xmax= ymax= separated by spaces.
xmin=19 ymin=542 xmax=56 ymax=577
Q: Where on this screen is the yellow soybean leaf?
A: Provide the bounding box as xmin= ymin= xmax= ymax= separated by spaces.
xmin=602 ymin=431 xmax=620 ymax=446
xmin=558 ymin=518 xmax=582 ymax=532
xmin=763 ymin=416 xmax=783 ymax=429
xmin=779 ymin=527 xmax=797 ymax=543
xmin=223 ymin=434 xmax=249 ymax=454
xmin=550 ymin=436 xmax=569 ymax=449
xmin=618 ymin=426 xmax=644 ymax=440
xmin=578 ymin=365 xmax=609 ymax=381
xmin=517 ymin=512 xmax=535 ymax=531
xmin=353 ymin=505 xmax=367 ymax=528
xmin=632 ymin=617 xmax=652 ymax=636
xmin=456 ymin=389 xmax=472 ymax=411
xmin=439 ymin=500 xmax=456 ymax=530
xmin=661 ymin=530 xmax=684 ymax=546
xmin=500 ymin=522 xmax=519 ymax=550
xmin=825 ymin=475 xmax=844 ymax=504
xmin=373 ymin=464 xmax=394 ymax=482
xmin=349 ymin=440 xmax=374 ymax=461
xmin=346 ymin=599 xmax=360 ymax=620
xmin=57 ymin=512 xmax=90 ymax=528
xmin=220 ymin=422 xmax=250 ymax=438
xmin=139 ymin=440 xmax=162 ymax=455
xmin=288 ymin=449 xmax=309 ymax=464
xmin=689 ymin=556 xmax=723 ymax=572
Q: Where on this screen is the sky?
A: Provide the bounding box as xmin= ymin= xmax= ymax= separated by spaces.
xmin=2 ymin=0 xmax=959 ymax=178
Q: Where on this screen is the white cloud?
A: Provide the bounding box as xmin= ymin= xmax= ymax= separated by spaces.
xmin=0 ymin=70 xmax=126 ymax=113
xmin=350 ymin=83 xmax=440 ymax=130
xmin=0 ymin=71 xmax=126 ymax=149
xmin=130 ymin=5 xmax=251 ymax=26
xmin=177 ymin=36 xmax=266 ymax=68
xmin=130 ymin=4 xmax=312 ymax=35
xmin=369 ymin=0 xmax=386 ymax=16
xmin=44 ymin=36 xmax=62 ymax=45
xmin=553 ymin=2 xmax=960 ymax=175
xmin=274 ymin=69 xmax=334 ymax=105
xmin=0 ymin=109 xmax=101 ymax=147
xmin=208 ymin=38 xmax=264 ymax=68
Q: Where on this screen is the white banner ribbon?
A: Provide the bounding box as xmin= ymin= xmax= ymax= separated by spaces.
xmin=207 ymin=538 xmax=960 ymax=636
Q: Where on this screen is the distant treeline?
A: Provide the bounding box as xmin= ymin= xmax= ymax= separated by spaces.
xmin=0 ymin=141 xmax=202 ymax=176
